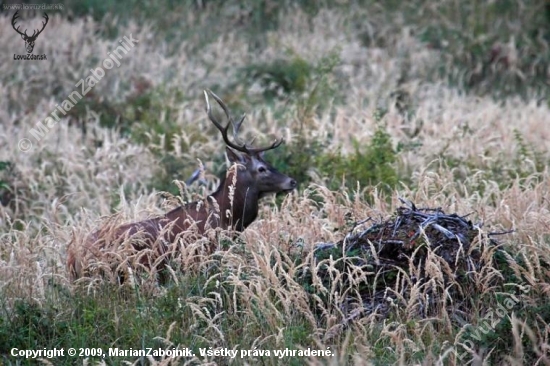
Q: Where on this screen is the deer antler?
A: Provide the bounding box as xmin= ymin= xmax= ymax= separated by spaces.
xmin=11 ymin=11 xmax=27 ymax=37
xmin=11 ymin=11 xmax=48 ymax=39
xmin=204 ymin=90 xmax=283 ymax=155
xmin=32 ymin=12 xmax=49 ymax=39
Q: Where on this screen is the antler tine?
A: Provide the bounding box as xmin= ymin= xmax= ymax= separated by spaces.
xmin=206 ymin=90 xmax=232 ymax=123
xmin=231 ymin=114 xmax=284 ymax=154
xmin=245 ymin=137 xmax=284 ymax=155
xmin=232 ymin=114 xmax=246 ymax=144
xmin=203 ymin=90 xmax=229 ymax=135
xmin=204 ymin=90 xmax=248 ymax=153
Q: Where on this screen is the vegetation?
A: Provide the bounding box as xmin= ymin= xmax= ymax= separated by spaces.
xmin=1 ymin=0 xmax=550 ymax=365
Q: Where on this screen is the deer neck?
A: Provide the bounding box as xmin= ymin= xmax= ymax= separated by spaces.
xmin=209 ymin=169 xmax=259 ymax=231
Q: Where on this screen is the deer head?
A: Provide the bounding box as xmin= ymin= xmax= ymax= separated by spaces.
xmin=12 ymin=11 xmax=49 ymax=54
xmin=204 ymin=90 xmax=296 ymax=228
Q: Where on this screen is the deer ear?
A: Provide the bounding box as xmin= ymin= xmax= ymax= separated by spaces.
xmin=21 ymin=34 xmax=25 ymax=40
xmin=226 ymin=147 xmax=248 ymax=164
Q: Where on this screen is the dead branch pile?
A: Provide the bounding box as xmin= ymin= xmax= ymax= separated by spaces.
xmin=312 ymin=200 xmax=512 ymax=319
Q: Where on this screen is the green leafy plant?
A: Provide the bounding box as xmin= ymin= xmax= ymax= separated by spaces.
xmin=240 ymin=56 xmax=311 ymax=100
xmin=0 ymin=161 xmax=13 ymax=206
xmin=316 ymin=124 xmax=399 ymax=194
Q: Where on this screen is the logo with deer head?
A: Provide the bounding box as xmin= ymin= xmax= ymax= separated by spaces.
xmin=11 ymin=11 xmax=49 ymax=54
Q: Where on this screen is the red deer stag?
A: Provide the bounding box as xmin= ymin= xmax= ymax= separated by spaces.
xmin=67 ymin=90 xmax=296 ymax=282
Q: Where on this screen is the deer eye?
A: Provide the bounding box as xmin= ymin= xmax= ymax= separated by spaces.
xmin=258 ymin=166 xmax=267 ymax=173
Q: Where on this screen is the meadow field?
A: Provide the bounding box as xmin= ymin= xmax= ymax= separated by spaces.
xmin=1 ymin=1 xmax=550 ymax=365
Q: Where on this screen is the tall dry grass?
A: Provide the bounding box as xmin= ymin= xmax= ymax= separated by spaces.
xmin=1 ymin=3 xmax=549 ymax=365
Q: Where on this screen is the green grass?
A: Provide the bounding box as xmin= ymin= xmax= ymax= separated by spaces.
xmin=0 ymin=273 xmax=320 ymax=365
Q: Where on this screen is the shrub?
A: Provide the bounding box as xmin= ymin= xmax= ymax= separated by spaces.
xmin=268 ymin=122 xmax=399 ymax=196
xmin=316 ymin=124 xmax=399 ymax=194
xmin=240 ymin=56 xmax=311 ymax=100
